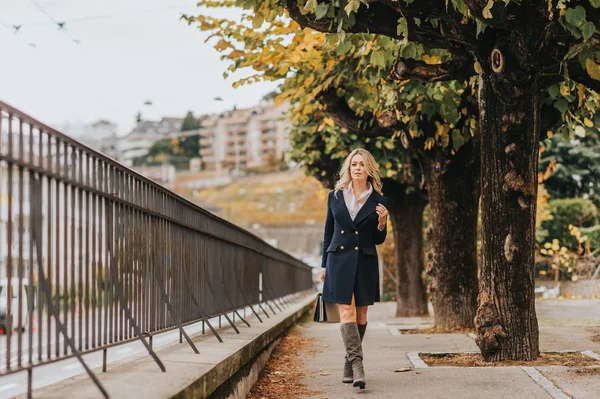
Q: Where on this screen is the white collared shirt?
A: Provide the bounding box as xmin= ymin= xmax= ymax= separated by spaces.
xmin=344 ymin=182 xmax=373 ymax=221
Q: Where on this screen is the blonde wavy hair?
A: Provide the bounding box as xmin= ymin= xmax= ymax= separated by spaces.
xmin=334 ymin=148 xmax=383 ymax=198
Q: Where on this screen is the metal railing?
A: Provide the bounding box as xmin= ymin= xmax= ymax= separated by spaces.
xmin=0 ymin=100 xmax=313 ymax=398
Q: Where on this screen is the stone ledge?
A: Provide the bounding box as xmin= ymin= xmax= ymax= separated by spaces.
xmin=22 ymin=293 xmax=315 ymax=399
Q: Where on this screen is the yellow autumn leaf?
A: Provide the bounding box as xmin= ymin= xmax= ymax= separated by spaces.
xmin=424 ymin=137 xmax=435 ymax=150
xmin=422 ymin=55 xmax=441 ymax=65
xmin=586 ymin=59 xmax=600 ymax=80
xmin=215 ymin=40 xmax=230 ymax=51
xmin=436 ymin=123 xmax=450 ymax=140
xmin=386 ymin=169 xmax=395 ymax=177
xmin=584 ymin=118 xmax=594 ymax=127
xmin=323 ymin=117 xmax=335 ymax=127
xmin=578 ymin=84 xmax=585 ymax=108
xmin=385 ymin=161 xmax=392 ymax=169
xmin=474 ymin=61 xmax=482 ymax=75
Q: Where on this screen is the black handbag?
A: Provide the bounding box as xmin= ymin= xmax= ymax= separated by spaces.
xmin=313 ymin=293 xmax=340 ymax=323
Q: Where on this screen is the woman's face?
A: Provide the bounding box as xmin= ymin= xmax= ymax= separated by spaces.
xmin=350 ymin=153 xmax=368 ymax=185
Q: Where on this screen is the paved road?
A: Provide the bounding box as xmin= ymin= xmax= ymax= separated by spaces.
xmin=299 ymin=300 xmax=600 ymax=399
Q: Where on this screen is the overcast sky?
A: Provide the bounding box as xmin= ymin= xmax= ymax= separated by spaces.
xmin=0 ymin=0 xmax=278 ymax=136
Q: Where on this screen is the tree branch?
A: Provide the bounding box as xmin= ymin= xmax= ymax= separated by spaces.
xmin=318 ymin=88 xmax=402 ymax=137
xmin=568 ymin=62 xmax=600 ymax=94
xmin=390 ymin=57 xmax=477 ymax=83
xmin=285 ymin=0 xmax=451 ymax=49
xmin=540 ymin=60 xmax=600 ymax=94
xmin=462 ymin=0 xmax=515 ymax=27
xmin=376 ymin=0 xmax=449 ymax=19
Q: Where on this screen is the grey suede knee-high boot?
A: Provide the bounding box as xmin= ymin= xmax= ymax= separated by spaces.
xmin=340 ymin=322 xmax=366 ymax=389
xmin=342 ymin=323 xmax=367 ymax=383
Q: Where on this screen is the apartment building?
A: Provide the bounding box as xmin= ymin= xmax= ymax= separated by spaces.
xmin=198 ymin=102 xmax=290 ymax=171
xmin=119 ymin=117 xmax=183 ymax=166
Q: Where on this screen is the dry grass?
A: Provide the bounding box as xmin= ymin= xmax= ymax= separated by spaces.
xmin=247 ymin=316 xmax=320 ymax=399
xmin=192 ymin=170 xmax=329 ymax=227
xmin=401 ymin=326 xmax=474 ymax=335
xmin=421 ymin=352 xmax=600 ymax=367
xmin=569 ymin=367 xmax=600 ymax=376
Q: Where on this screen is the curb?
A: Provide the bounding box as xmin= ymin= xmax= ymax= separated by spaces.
xmin=171 ymin=294 xmax=315 ymax=399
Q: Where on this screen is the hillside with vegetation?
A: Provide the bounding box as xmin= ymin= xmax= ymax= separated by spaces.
xmin=193 ymin=169 xmax=329 ymax=228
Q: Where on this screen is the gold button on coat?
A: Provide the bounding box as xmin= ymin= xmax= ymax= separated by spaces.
xmin=355 ymin=247 xmax=359 ymax=251
xmin=341 ymin=230 xmax=345 ymax=234
xmin=340 ymin=246 xmax=345 ymax=250
xmin=355 ymin=231 xmax=359 ymax=235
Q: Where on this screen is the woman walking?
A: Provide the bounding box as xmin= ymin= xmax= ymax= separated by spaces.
xmin=318 ymin=148 xmax=388 ymax=389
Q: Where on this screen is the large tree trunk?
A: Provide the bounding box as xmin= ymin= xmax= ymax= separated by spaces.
xmin=384 ymin=180 xmax=428 ymax=317
xmin=423 ymin=137 xmax=480 ymax=329
xmin=475 ymin=48 xmax=540 ymax=361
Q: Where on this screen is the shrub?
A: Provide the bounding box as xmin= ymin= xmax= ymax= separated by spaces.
xmin=541 ymin=198 xmax=598 ymax=250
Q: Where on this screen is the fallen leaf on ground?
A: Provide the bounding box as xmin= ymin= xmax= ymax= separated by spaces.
xmin=394 ymin=367 xmax=413 ymax=372
xmin=247 ymin=312 xmax=320 ymax=399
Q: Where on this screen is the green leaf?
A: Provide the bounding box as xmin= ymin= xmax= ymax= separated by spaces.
xmin=400 ymin=42 xmax=418 ymax=59
xmin=565 ymin=6 xmax=586 ymax=28
xmin=554 ymin=98 xmax=569 ymax=114
xmin=370 ymin=50 xmax=386 ymax=67
xmin=315 ymin=3 xmax=329 ymax=19
xmin=452 ymin=129 xmax=465 ymax=152
xmin=548 ymin=85 xmax=560 ymax=99
xmin=582 ymin=21 xmax=596 ymax=41
xmin=336 ymin=40 xmax=352 ymax=55
xmin=397 ymin=17 xmax=408 ymax=39
xmin=384 ymin=141 xmax=395 ymax=150
xmin=252 ymin=14 xmax=264 ymax=29
xmin=590 ymin=0 xmax=600 ymax=8
xmin=565 ymin=42 xmax=587 ymax=60
xmin=476 ymin=19 xmax=487 ymax=39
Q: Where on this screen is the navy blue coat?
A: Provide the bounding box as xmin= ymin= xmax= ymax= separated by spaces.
xmin=321 ymin=189 xmax=387 ymax=307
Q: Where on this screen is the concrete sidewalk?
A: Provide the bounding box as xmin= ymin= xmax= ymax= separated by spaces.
xmin=16 ymin=293 xmax=314 ymax=399
xmin=299 ymin=300 xmax=600 ymax=399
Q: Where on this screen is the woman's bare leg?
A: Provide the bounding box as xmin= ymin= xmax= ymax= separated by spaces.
xmin=339 ymin=294 xmax=357 ymax=324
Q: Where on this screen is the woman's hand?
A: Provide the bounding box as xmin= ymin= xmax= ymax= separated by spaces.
xmin=318 ymin=270 xmax=326 ymax=282
xmin=376 ymin=203 xmax=388 ymax=230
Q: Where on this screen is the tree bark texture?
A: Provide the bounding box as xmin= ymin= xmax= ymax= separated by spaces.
xmin=475 ymin=48 xmax=540 ymax=361
xmin=423 ymin=137 xmax=480 ymax=329
xmin=385 ymin=185 xmax=428 ymax=317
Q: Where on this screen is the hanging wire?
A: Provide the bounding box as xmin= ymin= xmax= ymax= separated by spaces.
xmin=29 ymin=0 xmax=80 ymax=44
xmin=24 ymin=3 xmax=197 ymax=26
xmin=3 ymin=2 xmax=198 ymax=46
xmin=0 ymin=20 xmax=37 ymax=47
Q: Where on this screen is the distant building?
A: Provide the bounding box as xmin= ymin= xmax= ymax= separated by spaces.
xmin=119 ymin=117 xmax=183 ymax=166
xmin=198 ymin=102 xmax=290 ymax=171
xmin=58 ymin=119 xmax=120 ymax=160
